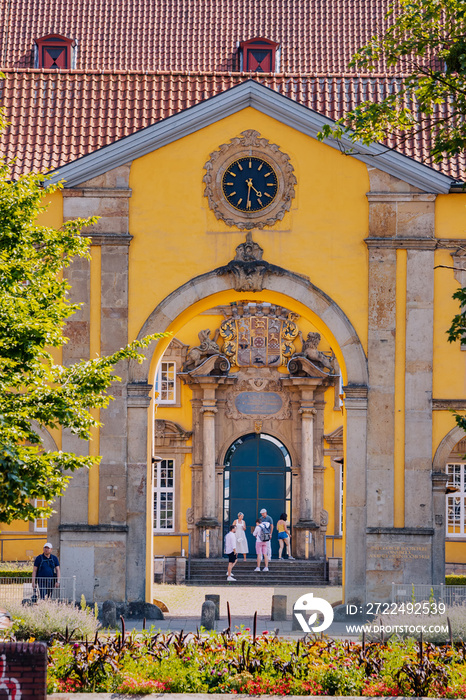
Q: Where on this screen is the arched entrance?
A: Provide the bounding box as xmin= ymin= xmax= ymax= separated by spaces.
xmin=224 ymin=433 xmax=292 ymax=558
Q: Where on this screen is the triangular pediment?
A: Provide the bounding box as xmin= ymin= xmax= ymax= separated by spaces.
xmin=50 ymin=80 xmax=453 ymax=194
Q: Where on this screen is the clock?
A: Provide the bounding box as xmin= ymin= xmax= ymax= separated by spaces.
xmin=203 ymin=130 xmax=296 ymax=230
xmin=221 ymin=157 xmax=278 ymax=213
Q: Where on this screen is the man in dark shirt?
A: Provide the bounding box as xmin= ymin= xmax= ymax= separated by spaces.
xmin=32 ymin=543 xmax=60 ymax=600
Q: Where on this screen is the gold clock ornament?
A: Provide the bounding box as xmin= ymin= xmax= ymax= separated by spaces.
xmin=203 ymin=130 xmax=296 ymax=230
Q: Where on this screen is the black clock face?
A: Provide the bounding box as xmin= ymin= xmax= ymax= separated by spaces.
xmin=222 ymin=157 xmax=278 ymax=212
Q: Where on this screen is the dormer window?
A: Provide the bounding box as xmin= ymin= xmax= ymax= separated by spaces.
xmin=36 ymin=34 xmax=75 ymax=69
xmin=240 ymin=38 xmax=280 ymax=73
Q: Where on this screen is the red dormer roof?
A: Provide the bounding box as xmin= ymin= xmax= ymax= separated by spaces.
xmin=0 ymin=0 xmax=401 ymax=73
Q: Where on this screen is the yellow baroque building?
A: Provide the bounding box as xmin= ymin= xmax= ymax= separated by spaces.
xmin=1 ymin=1 xmax=466 ymax=605
xmin=6 ymin=85 xmax=466 ymax=604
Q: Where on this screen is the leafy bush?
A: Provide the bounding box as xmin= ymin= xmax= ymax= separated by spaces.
xmin=0 ymin=561 xmax=33 ymax=578
xmin=45 ymin=628 xmax=466 ymax=696
xmin=446 ymin=575 xmax=466 ymax=586
xmin=8 ymin=599 xmax=100 ymax=641
xmin=376 ymin=605 xmax=466 ymax=644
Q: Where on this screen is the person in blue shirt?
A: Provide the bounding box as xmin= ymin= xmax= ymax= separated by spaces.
xmin=32 ymin=543 xmax=60 ymax=600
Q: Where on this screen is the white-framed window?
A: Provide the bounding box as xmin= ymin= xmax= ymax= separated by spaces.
xmin=153 ymin=459 xmax=175 ymax=531
xmin=155 ymin=361 xmax=176 ymax=404
xmin=34 ymin=498 xmax=47 ymax=532
xmin=446 ymin=463 xmax=466 ymax=536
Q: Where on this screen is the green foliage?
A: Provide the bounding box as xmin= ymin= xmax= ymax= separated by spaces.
xmin=0 ymin=154 xmax=167 ymax=523
xmin=45 ymin=629 xmax=466 ymax=696
xmin=7 ymin=598 xmax=100 ymax=641
xmin=0 ymin=570 xmax=32 ymax=579
xmin=446 ymin=575 xmax=466 ymax=585
xmin=317 ymin=0 xmax=466 ymax=164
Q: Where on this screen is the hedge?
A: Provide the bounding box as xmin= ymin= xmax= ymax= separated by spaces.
xmin=446 ymin=574 xmax=466 ymax=585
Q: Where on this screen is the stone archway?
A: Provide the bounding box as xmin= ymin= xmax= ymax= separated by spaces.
xmin=433 ymin=426 xmax=466 ymax=470
xmin=127 ymin=236 xmax=369 ymax=603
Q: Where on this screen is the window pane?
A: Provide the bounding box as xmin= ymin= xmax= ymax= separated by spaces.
xmin=158 ymin=361 xmax=176 ymax=402
xmin=446 ymin=464 xmax=466 ymax=536
xmin=154 ymin=459 xmax=174 ymax=530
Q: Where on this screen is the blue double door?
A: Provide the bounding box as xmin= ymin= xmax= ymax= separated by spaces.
xmin=223 ymin=433 xmax=292 ymax=558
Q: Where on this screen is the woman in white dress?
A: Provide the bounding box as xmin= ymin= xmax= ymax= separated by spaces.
xmin=232 ymin=512 xmax=249 ymax=560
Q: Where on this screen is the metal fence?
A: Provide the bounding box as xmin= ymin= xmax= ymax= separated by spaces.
xmin=0 ymin=577 xmax=76 ymax=607
xmin=392 ymin=583 xmax=466 ymax=606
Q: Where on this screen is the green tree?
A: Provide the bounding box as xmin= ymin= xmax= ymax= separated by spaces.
xmin=318 ymin=0 xmax=466 ymax=164
xmin=319 ymin=0 xmax=466 ymax=430
xmin=0 ymin=153 xmax=166 ymax=524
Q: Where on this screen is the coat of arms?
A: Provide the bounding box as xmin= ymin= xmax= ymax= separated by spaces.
xmin=219 ymin=308 xmax=298 ymax=367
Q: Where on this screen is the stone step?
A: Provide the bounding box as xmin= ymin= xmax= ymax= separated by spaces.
xmin=186 ymin=559 xmax=327 ymax=586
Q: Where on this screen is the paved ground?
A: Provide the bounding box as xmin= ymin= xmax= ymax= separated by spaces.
xmin=152 ymin=584 xmax=342 ymax=617
xmin=124 ymin=615 xmax=359 ymax=638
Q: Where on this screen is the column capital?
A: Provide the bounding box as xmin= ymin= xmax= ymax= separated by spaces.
xmin=299 ymin=407 xmax=317 ymax=417
xmin=127 ymin=382 xmax=152 ymax=408
xmin=201 ymin=406 xmax=218 ymax=415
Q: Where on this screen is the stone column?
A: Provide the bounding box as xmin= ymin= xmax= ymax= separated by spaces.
xmin=200 ymin=404 xmax=218 ymax=523
xmin=343 ymin=385 xmax=368 ymax=606
xmin=298 ymin=407 xmax=317 ymax=523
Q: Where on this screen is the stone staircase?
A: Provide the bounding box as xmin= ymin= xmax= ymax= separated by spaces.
xmin=186 ymin=558 xmax=328 ymax=586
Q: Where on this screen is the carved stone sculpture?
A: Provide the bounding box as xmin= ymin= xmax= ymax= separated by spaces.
xmin=183 ymin=329 xmax=220 ymax=371
xmin=292 ymin=331 xmax=335 ymax=372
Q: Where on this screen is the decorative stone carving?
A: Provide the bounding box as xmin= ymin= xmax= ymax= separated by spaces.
xmin=320 ymin=510 xmax=329 ymax=528
xmin=186 ymin=507 xmax=194 ymax=527
xmin=154 ymin=420 xmax=192 ymax=447
xmin=183 ymin=329 xmax=221 ymax=371
xmin=182 ymin=353 xmax=231 ymax=377
xmin=219 ymin=300 xmax=299 ymax=367
xmin=203 ymin=130 xmax=296 ymax=230
xmin=225 ymin=378 xmax=291 ymax=420
xmin=288 ymin=332 xmax=336 ymax=375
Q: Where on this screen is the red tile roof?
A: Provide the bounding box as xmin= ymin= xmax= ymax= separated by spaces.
xmin=0 ymin=70 xmax=461 ymax=182
xmin=0 ymin=0 xmax=402 ymax=74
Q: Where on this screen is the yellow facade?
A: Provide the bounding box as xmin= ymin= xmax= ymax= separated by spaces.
xmin=6 ymin=93 xmax=466 ymax=603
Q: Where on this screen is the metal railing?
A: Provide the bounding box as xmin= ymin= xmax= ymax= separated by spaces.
xmin=0 ymin=577 xmax=76 ymax=607
xmin=392 ymin=582 xmax=466 ymax=606
xmin=154 ymin=532 xmax=191 ymax=581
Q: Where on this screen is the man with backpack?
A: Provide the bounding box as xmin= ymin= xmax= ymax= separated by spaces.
xmin=32 ymin=543 xmax=60 ymax=600
xmin=253 ymin=517 xmax=271 ymax=572
xmin=260 ymin=508 xmax=274 ymax=561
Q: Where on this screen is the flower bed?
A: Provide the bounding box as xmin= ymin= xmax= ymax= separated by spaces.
xmin=46 ymin=627 xmax=466 ymax=696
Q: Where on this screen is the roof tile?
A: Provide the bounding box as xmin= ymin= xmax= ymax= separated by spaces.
xmin=0 ymin=70 xmax=462 ymax=180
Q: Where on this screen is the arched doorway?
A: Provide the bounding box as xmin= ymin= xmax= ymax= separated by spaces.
xmin=223 ymin=433 xmax=292 ymax=558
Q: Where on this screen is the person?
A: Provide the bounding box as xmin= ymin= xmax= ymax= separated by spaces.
xmin=32 ymin=543 xmax=60 ymax=599
xmin=232 ymin=512 xmax=249 ymax=560
xmin=277 ymin=512 xmax=295 ymax=560
xmin=260 ymin=508 xmax=274 ymax=561
xmin=225 ymin=525 xmax=237 ymax=581
xmin=253 ymin=519 xmax=270 ymax=572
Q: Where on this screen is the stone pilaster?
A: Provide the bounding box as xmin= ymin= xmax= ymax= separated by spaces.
xmin=343 ymin=385 xmax=368 ymax=605
xmin=200 ymin=405 xmax=218 ymax=524
xmin=432 ymin=471 xmax=449 ymax=585
xmin=126 ymin=382 xmax=152 ymax=602
xmin=404 ymin=245 xmax=435 ymax=527
xmin=365 ymin=240 xmax=396 ymax=528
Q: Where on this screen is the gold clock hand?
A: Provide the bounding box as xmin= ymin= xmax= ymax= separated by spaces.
xmin=246 ymin=177 xmax=262 ymax=198
xmin=246 ymin=180 xmax=252 ymax=209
